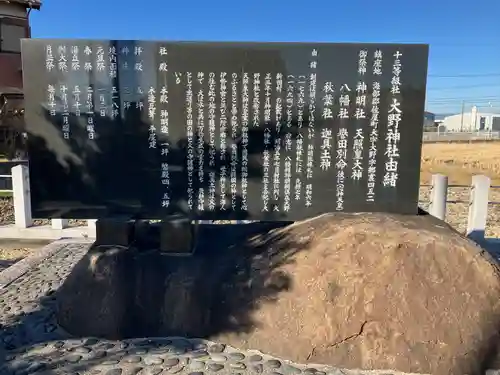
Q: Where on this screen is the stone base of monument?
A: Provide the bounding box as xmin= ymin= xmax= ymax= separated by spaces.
xmin=56 ymin=213 xmax=500 ymax=375
xmin=94 ymin=216 xmax=198 ymax=255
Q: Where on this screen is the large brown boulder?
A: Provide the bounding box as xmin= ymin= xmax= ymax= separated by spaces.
xmin=214 ymin=213 xmax=500 ymax=374
xmin=56 ymin=214 xmax=500 ymax=375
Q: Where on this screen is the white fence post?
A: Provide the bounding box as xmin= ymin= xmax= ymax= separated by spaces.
xmin=11 ymin=165 xmax=33 ymax=228
xmin=429 ymin=174 xmax=448 ymax=220
xmin=467 ymin=174 xmax=490 ymax=242
xmin=52 ymin=218 xmax=69 ymax=229
xmin=87 ymin=219 xmax=97 ymax=236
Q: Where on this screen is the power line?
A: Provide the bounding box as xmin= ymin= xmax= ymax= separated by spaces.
xmin=428 ymin=72 xmax=500 ymax=78
xmin=427 ymin=83 xmax=500 ymax=91
xmin=427 ymin=103 xmax=500 ymax=109
xmin=386 ymin=40 xmax=500 ymax=47
xmin=427 ymin=95 xmax=500 ymax=102
xmin=428 ymin=100 xmax=500 ymax=104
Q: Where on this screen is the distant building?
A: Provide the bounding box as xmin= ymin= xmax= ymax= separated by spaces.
xmin=441 ymin=106 xmax=500 ymax=132
xmin=0 ymin=0 xmax=41 ymax=160
xmin=423 ymin=111 xmax=435 ymax=128
xmin=0 ymin=0 xmax=41 ymax=91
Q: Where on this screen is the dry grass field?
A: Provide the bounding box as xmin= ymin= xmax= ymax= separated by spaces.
xmin=420 ymin=142 xmax=500 ymax=185
xmin=419 ymin=142 xmax=500 ymax=237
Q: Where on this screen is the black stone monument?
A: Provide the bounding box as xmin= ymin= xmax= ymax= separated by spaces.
xmin=21 ymin=39 xmax=429 ymax=252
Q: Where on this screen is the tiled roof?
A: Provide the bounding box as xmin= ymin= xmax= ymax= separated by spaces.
xmin=0 ymin=0 xmax=41 ymax=10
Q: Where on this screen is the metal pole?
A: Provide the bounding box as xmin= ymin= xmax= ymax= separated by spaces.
xmin=460 ymin=100 xmax=465 ymax=132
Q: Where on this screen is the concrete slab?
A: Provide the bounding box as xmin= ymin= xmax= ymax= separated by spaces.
xmin=0 ymin=224 xmax=95 ymax=240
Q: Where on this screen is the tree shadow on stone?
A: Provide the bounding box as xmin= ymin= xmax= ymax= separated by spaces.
xmin=28 ymin=103 xmax=287 ymax=222
xmin=55 ymin=220 xmax=309 ymax=339
xmin=0 ymin=258 xmax=23 ymax=272
xmin=0 ymin=220 xmax=315 ymax=374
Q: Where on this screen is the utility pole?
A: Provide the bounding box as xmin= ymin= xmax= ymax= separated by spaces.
xmin=460 ymin=100 xmax=465 ymax=132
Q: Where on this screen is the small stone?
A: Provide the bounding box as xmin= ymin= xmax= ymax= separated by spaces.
xmin=169 ymin=347 xmax=186 ymax=355
xmin=127 ymin=367 xmax=143 ymax=375
xmin=26 ymin=362 xmax=45 ymax=372
xmin=189 ymin=361 xmax=205 ymax=370
xmin=141 ymin=367 xmax=163 ymax=375
xmin=143 ymin=356 xmax=164 ymax=365
xmin=106 ymin=369 xmax=123 ymax=375
xmin=229 ymin=352 xmax=245 ymax=361
xmin=266 ymin=359 xmax=282 ymax=369
xmin=249 ymin=354 xmax=263 ymax=362
xmin=124 ymin=355 xmax=142 ymax=363
xmin=102 ymin=359 xmax=120 ymax=365
xmin=84 ymin=338 xmax=99 ymax=345
xmin=134 ymin=349 xmax=148 ymax=355
xmin=210 ymin=354 xmax=227 ymax=363
xmin=7 ymin=360 xmax=29 ymax=372
xmin=189 ymin=350 xmax=209 ymax=359
xmin=53 ymin=341 xmax=65 ymax=349
xmin=74 ymin=346 xmax=92 ymax=354
xmin=119 ymin=342 xmax=129 ymax=349
xmin=230 ymin=362 xmax=246 ymax=370
xmin=88 ymin=350 xmax=107 ymax=360
xmin=153 ymin=339 xmax=172 ymax=347
xmin=149 ymin=347 xmax=168 ymax=354
xmin=136 ymin=339 xmax=154 ymax=346
xmin=188 ymin=372 xmax=204 ymax=375
xmin=208 ymin=343 xmax=225 ymax=353
xmin=251 ymin=364 xmax=264 ymax=373
xmin=193 ymin=342 xmax=208 ymax=350
xmin=303 ymin=369 xmax=317 ymax=375
xmin=142 ymin=368 xmax=163 ymax=375
xmin=207 ymin=363 xmax=224 ymax=372
xmin=164 ymin=357 xmax=180 ymax=367
xmin=271 ymin=372 xmax=283 ymax=375
xmin=315 ymin=372 xmax=326 ymax=375
xmin=169 ymin=339 xmax=193 ymax=350
xmin=64 ymin=354 xmax=82 ymax=363
xmin=168 ymin=366 xmax=186 ymax=374
xmin=282 ymin=365 xmax=302 ymax=374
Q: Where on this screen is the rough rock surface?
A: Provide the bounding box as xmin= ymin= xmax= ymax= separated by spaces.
xmin=56 ymin=214 xmax=500 ymax=375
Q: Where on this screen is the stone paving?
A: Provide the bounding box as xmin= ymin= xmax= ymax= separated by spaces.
xmin=0 ymin=240 xmax=498 ymax=375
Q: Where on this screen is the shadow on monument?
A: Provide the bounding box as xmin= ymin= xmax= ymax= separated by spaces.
xmin=56 ymin=220 xmax=306 ymax=338
xmin=28 ymin=104 xmax=268 ymax=221
xmin=0 ymin=102 xmax=313 ymax=372
xmin=28 ymin=95 xmax=319 ymax=221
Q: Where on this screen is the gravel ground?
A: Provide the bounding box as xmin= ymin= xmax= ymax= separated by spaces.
xmin=0 ymin=198 xmax=88 ymax=270
xmin=0 ymin=197 xmax=87 ymax=227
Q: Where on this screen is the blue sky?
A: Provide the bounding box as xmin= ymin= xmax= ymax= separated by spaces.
xmin=30 ymin=0 xmax=500 ymax=115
